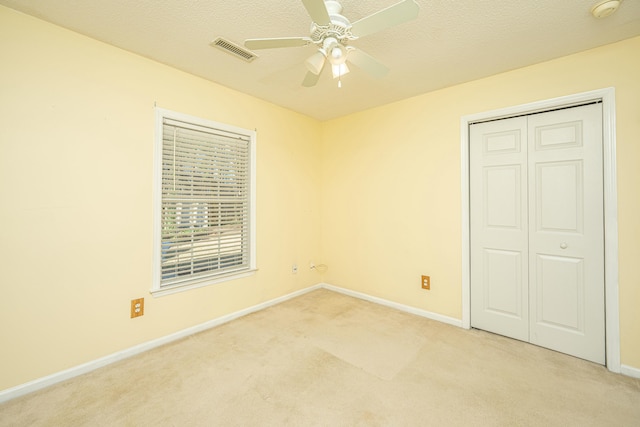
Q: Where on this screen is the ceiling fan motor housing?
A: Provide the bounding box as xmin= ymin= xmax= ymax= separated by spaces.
xmin=309 ymin=0 xmax=354 ymax=45
xmin=325 ymin=0 xmax=343 ymax=15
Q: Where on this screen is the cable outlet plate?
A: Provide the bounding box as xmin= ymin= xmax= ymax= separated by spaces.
xmin=421 ymin=275 xmax=430 ymax=290
xmin=131 ymin=298 xmax=144 ymax=318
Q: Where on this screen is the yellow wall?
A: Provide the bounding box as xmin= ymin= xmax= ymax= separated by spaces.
xmin=321 ymin=36 xmax=640 ymax=369
xmin=0 ymin=6 xmax=322 ymax=390
xmin=2 ymin=4 xmax=639 ymax=393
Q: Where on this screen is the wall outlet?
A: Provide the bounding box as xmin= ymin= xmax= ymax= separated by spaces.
xmin=421 ymin=275 xmax=430 ymax=290
xmin=131 ymin=298 xmax=144 ymax=318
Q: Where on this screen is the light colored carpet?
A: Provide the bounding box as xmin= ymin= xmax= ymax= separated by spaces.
xmin=1 ymin=289 xmax=639 ymax=426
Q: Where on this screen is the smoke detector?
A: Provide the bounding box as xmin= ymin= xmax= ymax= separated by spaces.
xmin=591 ymin=0 xmax=622 ymax=18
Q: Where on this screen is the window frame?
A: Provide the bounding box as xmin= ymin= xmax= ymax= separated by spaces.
xmin=152 ymin=107 xmax=256 ymax=297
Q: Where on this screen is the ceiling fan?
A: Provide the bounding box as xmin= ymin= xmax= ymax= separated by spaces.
xmin=244 ymin=0 xmax=420 ymax=87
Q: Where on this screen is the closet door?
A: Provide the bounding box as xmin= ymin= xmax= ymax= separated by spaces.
xmin=470 ymin=103 xmax=605 ymax=364
xmin=470 ymin=117 xmax=529 ymax=342
xmin=528 ymin=104 xmax=605 ymax=364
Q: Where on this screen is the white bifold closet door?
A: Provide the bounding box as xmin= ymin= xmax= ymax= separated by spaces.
xmin=470 ymin=103 xmax=605 ymax=364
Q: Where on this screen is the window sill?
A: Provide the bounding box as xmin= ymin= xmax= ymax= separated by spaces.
xmin=150 ymin=269 xmax=257 ymax=298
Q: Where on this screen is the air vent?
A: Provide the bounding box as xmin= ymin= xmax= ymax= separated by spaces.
xmin=210 ymin=37 xmax=258 ymax=62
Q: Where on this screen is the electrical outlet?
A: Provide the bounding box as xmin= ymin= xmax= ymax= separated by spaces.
xmin=421 ymin=275 xmax=430 ymax=290
xmin=131 ymin=298 xmax=144 ymax=318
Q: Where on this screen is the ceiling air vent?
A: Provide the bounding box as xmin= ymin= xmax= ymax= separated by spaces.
xmin=210 ymin=37 xmax=258 ymax=62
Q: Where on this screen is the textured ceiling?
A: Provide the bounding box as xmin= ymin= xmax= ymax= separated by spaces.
xmin=2 ymin=0 xmax=640 ymax=120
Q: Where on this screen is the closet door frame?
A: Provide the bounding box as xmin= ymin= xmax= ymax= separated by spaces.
xmin=460 ymin=88 xmax=620 ymax=373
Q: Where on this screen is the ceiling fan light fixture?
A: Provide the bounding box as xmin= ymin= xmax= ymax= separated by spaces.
xmin=305 ymin=50 xmax=327 ymax=75
xmin=328 ymin=43 xmax=348 ymax=66
xmin=332 ymin=62 xmax=349 ymax=79
xmin=331 ymin=46 xmax=344 ymax=60
xmin=591 ymin=0 xmax=622 ymax=18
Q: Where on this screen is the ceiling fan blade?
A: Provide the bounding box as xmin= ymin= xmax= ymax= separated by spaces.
xmin=347 ymin=48 xmax=389 ymax=79
xmin=301 ymin=0 xmax=331 ymax=26
xmin=302 ymin=71 xmax=321 ymax=87
xmin=350 ymin=0 xmax=419 ymax=38
xmin=244 ymin=37 xmax=311 ymax=50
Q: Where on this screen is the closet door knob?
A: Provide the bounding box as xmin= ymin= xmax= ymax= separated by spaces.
xmin=560 ymin=242 xmax=568 ymax=249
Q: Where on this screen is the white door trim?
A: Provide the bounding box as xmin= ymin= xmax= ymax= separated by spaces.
xmin=460 ymin=88 xmax=620 ymax=372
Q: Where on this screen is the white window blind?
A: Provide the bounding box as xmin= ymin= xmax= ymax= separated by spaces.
xmin=153 ymin=109 xmax=255 ymax=294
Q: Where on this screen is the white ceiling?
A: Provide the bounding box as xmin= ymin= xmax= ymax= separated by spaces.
xmin=2 ymin=0 xmax=640 ymax=121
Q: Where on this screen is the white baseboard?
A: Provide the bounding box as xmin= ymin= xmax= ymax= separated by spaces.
xmin=0 ymin=284 xmax=322 ymax=404
xmin=320 ymin=283 xmax=463 ymax=328
xmin=4 ymin=282 xmax=636 ymax=403
xmin=621 ymin=364 xmax=640 ymax=379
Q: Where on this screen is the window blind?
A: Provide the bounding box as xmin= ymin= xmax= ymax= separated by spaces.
xmin=159 ymin=117 xmax=251 ymax=287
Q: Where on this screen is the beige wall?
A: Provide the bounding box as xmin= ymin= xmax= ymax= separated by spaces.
xmin=1 ymin=4 xmax=639 ymax=393
xmin=0 ymin=6 xmax=322 ymax=390
xmin=321 ymin=36 xmax=640 ymax=369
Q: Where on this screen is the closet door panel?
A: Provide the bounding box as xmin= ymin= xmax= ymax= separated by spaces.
xmin=470 ymin=117 xmax=529 ymax=341
xmin=528 ymin=103 xmax=605 ymax=364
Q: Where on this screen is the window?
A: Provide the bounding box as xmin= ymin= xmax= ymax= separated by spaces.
xmin=152 ymin=108 xmax=256 ymax=295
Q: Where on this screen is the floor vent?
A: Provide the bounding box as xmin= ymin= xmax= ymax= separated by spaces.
xmin=210 ymin=37 xmax=258 ymax=62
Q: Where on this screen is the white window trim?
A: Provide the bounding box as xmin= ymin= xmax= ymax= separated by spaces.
xmin=152 ymin=107 xmax=257 ymax=297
